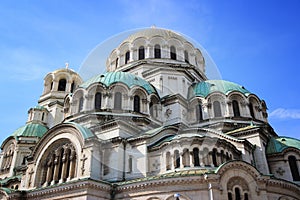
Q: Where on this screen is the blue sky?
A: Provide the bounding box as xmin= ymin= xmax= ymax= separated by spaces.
xmin=0 ymin=0 xmax=299 ymax=142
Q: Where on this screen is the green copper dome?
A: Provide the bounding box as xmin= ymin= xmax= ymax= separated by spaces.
xmin=12 ymin=122 xmax=48 ymax=138
xmin=189 ymin=80 xmax=251 ymax=98
xmin=266 ymin=136 xmax=300 ymax=154
xmin=80 ymin=71 xmax=157 ymax=95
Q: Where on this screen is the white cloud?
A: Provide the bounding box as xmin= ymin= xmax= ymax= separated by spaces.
xmin=269 ymin=108 xmax=300 ymax=119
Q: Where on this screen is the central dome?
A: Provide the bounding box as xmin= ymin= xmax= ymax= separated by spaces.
xmin=106 ymin=27 xmax=205 ymax=74
xmin=123 ymin=27 xmax=189 ymax=44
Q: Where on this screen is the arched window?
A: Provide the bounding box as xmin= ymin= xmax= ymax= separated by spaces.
xmin=50 ymin=81 xmax=53 ymax=91
xmin=154 ymin=44 xmax=161 ymax=58
xmin=184 ymin=50 xmax=189 ymax=63
xmin=125 ymin=51 xmax=130 ymax=64
xmin=232 ymin=100 xmax=240 ymax=117
xmin=138 ymin=46 xmax=145 ymax=60
xmin=40 ymin=143 xmax=76 ymax=186
xmin=133 ymin=95 xmax=140 ymax=112
xmin=1 ymin=144 xmax=14 ymax=171
xmin=71 ymin=81 xmax=75 ymax=93
xmin=196 ymin=104 xmax=203 ymax=122
xmin=235 ymin=188 xmax=241 ymax=200
xmin=166 ymin=152 xmax=171 ymax=170
xmin=78 ymin=97 xmax=84 ymax=112
xmin=213 ymin=101 xmax=222 ymax=117
xmin=114 ymin=92 xmax=122 ymax=110
xmin=115 ymin=58 xmax=119 ymax=68
xmin=249 ymin=102 xmax=255 ymax=118
xmin=228 ymin=192 xmax=233 ymax=200
xmin=212 ymin=148 xmax=218 ymax=167
xmin=244 ymin=193 xmax=249 ymax=200
xmin=174 ymin=150 xmax=180 ymax=169
xmin=95 ymin=92 xmax=102 ymax=110
xmin=288 ymin=155 xmax=300 ymax=181
xmin=170 ymin=46 xmax=177 ymax=60
xmin=193 ymin=148 xmax=200 ymax=167
xmin=58 ymin=79 xmax=67 ymax=91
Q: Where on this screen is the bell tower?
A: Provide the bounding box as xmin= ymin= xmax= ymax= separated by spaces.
xmin=38 ymin=65 xmax=82 ymax=128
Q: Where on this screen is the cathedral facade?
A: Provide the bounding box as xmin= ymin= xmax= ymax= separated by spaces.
xmin=0 ymin=28 xmax=299 ymax=200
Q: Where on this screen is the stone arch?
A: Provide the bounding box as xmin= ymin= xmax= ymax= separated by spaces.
xmin=217 ymin=161 xmax=262 ymax=200
xmin=30 ymin=124 xmax=89 ymax=188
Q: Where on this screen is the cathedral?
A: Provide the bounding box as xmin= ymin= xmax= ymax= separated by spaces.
xmin=0 ymin=28 xmax=299 ymax=200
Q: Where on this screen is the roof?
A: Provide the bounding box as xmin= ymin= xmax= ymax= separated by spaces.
xmin=123 ymin=27 xmax=189 ymax=44
xmin=266 ymin=136 xmax=300 ymax=154
xmin=64 ymin=122 xmax=95 ymax=139
xmin=12 ymin=122 xmax=48 ymax=138
xmin=80 ymin=71 xmax=157 ymax=95
xmin=189 ymin=80 xmax=251 ymax=98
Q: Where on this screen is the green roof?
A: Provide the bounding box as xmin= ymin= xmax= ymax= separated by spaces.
xmin=12 ymin=122 xmax=48 ymax=138
xmin=64 ymin=122 xmax=95 ymax=139
xmin=189 ymin=80 xmax=251 ymax=98
xmin=80 ymin=71 xmax=157 ymax=95
xmin=266 ymin=136 xmax=300 ymax=154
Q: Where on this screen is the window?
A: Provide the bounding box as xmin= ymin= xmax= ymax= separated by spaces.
xmin=249 ymin=102 xmax=255 ymax=118
xmin=213 ymin=101 xmax=222 ymax=117
xmin=174 ymin=150 xmax=180 ymax=168
xmin=138 ymin=46 xmax=145 ymax=60
xmin=114 ymin=92 xmax=122 ymax=110
xmin=128 ymin=156 xmax=133 ymax=173
xmin=133 ymin=95 xmax=140 ymax=112
xmin=288 ymin=155 xmax=300 ymax=181
xmin=125 ymin=51 xmax=130 ymax=64
xmin=58 ymin=79 xmax=67 ymax=91
xmin=193 ymin=148 xmax=200 ymax=167
xmin=232 ymin=100 xmax=240 ymax=117
xmin=196 ymin=104 xmax=203 ymax=122
xmin=228 ymin=192 xmax=233 ymax=200
xmin=41 ymin=112 xmax=45 ymax=121
xmin=78 ymin=97 xmax=84 ymax=112
xmin=40 ymin=143 xmax=76 ymax=186
xmin=170 ymin=46 xmax=177 ymax=60
xmin=166 ymin=152 xmax=171 ymax=170
xmin=103 ymin=150 xmax=110 ymax=176
xmin=1 ymin=144 xmax=14 ymax=171
xmin=154 ymin=44 xmax=161 ymax=58
xmin=235 ymin=188 xmax=241 ymax=200
xmin=212 ymin=148 xmax=218 ymax=167
xmin=71 ymin=81 xmax=75 ymax=93
xmin=184 ymin=50 xmax=189 ymax=63
xmin=115 ymin=58 xmax=119 ymax=68
xmin=95 ymin=92 xmax=102 ymax=110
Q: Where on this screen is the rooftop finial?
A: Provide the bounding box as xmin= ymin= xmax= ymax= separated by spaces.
xmin=65 ymin=62 xmax=69 ymax=69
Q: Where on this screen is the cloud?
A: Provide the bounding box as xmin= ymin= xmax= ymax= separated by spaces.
xmin=269 ymin=108 xmax=300 ymax=119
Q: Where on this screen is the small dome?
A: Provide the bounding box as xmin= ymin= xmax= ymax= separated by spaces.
xmin=12 ymin=122 xmax=48 ymax=138
xmin=266 ymin=136 xmax=300 ymax=154
xmin=189 ymin=80 xmax=251 ymax=98
xmin=80 ymin=71 xmax=157 ymax=95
